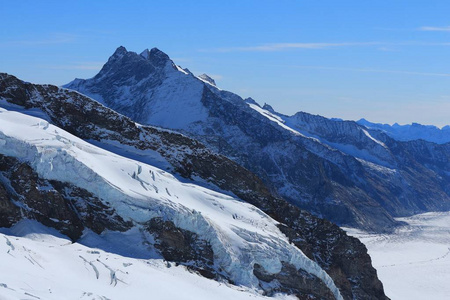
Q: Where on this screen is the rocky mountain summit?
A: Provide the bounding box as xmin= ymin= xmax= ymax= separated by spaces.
xmin=0 ymin=73 xmax=389 ymax=299
xmin=65 ymin=46 xmax=450 ymax=233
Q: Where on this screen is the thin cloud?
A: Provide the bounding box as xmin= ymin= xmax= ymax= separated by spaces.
xmin=171 ymin=57 xmax=192 ymax=63
xmin=377 ymin=47 xmax=399 ymax=52
xmin=288 ymin=65 xmax=450 ymax=77
xmin=208 ymin=74 xmax=223 ymax=80
xmin=44 ymin=62 xmax=104 ymax=71
xmin=204 ymin=42 xmax=382 ymax=52
xmin=419 ymin=26 xmax=450 ymax=32
xmin=0 ymin=33 xmax=77 ymax=47
xmin=202 ymin=41 xmax=450 ymax=52
xmin=190 ymin=71 xmax=223 ymax=80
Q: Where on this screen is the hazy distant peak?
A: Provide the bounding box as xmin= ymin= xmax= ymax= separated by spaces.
xmin=181 ymin=67 xmax=192 ymax=75
xmin=244 ymin=97 xmax=260 ymax=107
xmin=115 ymin=45 xmax=127 ymax=53
xmin=262 ymin=103 xmax=275 ymax=113
xmin=198 ymin=73 xmax=216 ymax=86
xmin=111 ymin=46 xmax=128 ymax=59
xmin=140 ymin=48 xmax=150 ymax=59
xmin=357 ymin=118 xmax=450 ymax=144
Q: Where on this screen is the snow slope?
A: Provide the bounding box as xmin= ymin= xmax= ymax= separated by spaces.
xmin=65 ymin=47 xmax=209 ymax=129
xmin=0 ymin=108 xmax=343 ymax=299
xmin=345 ymin=212 xmax=450 ymax=300
xmin=246 ymin=104 xmax=395 ymax=168
xmin=0 ymin=220 xmax=295 ymax=300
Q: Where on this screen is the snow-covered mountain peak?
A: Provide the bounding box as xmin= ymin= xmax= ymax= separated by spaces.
xmin=139 ymin=48 xmax=150 ymax=59
xmin=101 ymin=46 xmax=175 ymax=78
xmin=64 ymin=47 xmax=209 ymax=128
xmin=182 ymin=67 xmax=193 ymax=75
xmin=140 ymin=47 xmax=172 ymax=66
xmin=262 ymin=103 xmax=275 ymax=113
xmin=198 ymin=73 xmax=216 ymax=86
xmin=244 ymin=97 xmax=260 ymax=107
xmin=109 ymin=45 xmax=128 ymax=60
xmin=149 ymin=47 xmax=170 ymax=58
xmin=114 ymin=45 xmax=128 ymax=54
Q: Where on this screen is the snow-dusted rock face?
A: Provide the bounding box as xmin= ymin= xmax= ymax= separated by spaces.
xmin=358 ymin=118 xmax=450 ymax=144
xmin=66 ymin=47 xmax=208 ymax=129
xmin=0 ymin=73 xmax=388 ymax=299
xmin=63 ymin=47 xmax=450 ymax=234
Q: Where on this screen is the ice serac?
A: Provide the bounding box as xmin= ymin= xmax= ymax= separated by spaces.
xmin=1 ymin=73 xmax=389 ymax=299
xmin=0 ymin=107 xmax=344 ymax=300
xmin=63 ymin=47 xmax=450 ymax=234
xmin=0 ymin=220 xmax=291 ymax=300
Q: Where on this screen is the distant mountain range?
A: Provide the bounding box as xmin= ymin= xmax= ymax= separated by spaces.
xmin=357 ymin=118 xmax=450 ymax=144
xmin=65 ymin=46 xmax=450 ymax=233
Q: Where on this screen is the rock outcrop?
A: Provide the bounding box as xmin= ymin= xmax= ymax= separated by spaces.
xmin=0 ymin=154 xmax=132 ymax=241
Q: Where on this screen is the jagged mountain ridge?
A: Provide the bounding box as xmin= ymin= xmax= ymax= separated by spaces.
xmin=64 ymin=46 xmax=450 ymax=233
xmin=0 ymin=73 xmax=388 ymax=299
xmin=357 ymin=118 xmax=450 ymax=144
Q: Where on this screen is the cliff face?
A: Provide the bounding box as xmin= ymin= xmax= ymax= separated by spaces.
xmin=0 ymin=73 xmax=389 ymax=299
xmin=0 ymin=154 xmax=132 ymax=241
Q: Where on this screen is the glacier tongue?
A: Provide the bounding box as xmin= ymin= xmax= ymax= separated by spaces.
xmin=0 ymin=108 xmax=343 ymax=299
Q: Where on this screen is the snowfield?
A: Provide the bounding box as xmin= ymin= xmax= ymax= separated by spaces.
xmin=345 ymin=212 xmax=450 ymax=300
xmin=0 ymin=220 xmax=295 ymax=300
xmin=0 ymin=108 xmax=342 ymax=299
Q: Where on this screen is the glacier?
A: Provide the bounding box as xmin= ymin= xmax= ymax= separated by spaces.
xmin=0 ymin=219 xmax=296 ymax=300
xmin=0 ymin=107 xmax=343 ymax=299
xmin=345 ymin=212 xmax=450 ymax=300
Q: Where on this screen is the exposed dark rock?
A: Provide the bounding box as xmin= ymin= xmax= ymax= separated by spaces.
xmin=50 ymin=181 xmax=133 ymax=234
xmin=254 ymin=262 xmax=336 ymax=300
xmin=146 ymin=217 xmax=215 ymax=279
xmin=199 ymin=86 xmax=402 ymax=232
xmin=276 ymin=216 xmax=387 ymax=300
xmin=0 ymin=182 xmax=22 ymax=228
xmin=0 ymin=153 xmax=132 ymax=241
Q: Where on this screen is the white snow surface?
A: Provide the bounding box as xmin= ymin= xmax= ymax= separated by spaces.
xmin=0 ymin=220 xmax=296 ymax=300
xmin=345 ymin=212 xmax=450 ymax=300
xmin=247 ymin=103 xmax=308 ymax=138
xmin=71 ymin=59 xmax=209 ymax=130
xmin=143 ymin=62 xmax=209 ymax=129
xmin=0 ymin=108 xmax=343 ymax=299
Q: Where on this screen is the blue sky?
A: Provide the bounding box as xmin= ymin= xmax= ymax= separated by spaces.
xmin=1 ymin=0 xmax=449 ymax=127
